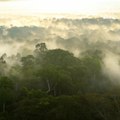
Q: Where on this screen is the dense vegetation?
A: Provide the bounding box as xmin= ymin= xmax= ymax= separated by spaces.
xmin=0 ymin=43 xmax=120 ymax=120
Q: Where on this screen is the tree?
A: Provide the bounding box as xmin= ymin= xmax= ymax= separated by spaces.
xmin=0 ymin=76 xmax=14 ymax=112
xmin=37 ymin=65 xmax=74 ymax=96
xmin=34 ymin=43 xmax=47 ymax=56
xmin=21 ymin=55 xmax=36 ymax=78
xmin=42 ymin=49 xmax=80 ymax=69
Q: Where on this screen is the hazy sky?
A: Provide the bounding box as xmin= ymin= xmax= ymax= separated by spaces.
xmin=0 ymin=0 xmax=119 ymax=15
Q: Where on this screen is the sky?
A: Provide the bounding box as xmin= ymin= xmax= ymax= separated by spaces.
xmin=0 ymin=0 xmax=119 ymax=15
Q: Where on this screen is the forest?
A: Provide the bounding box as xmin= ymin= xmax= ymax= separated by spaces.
xmin=0 ymin=42 xmax=120 ymax=120
xmin=0 ymin=0 xmax=120 ymax=119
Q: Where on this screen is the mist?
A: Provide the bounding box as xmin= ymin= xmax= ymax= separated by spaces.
xmin=0 ymin=15 xmax=120 ymax=83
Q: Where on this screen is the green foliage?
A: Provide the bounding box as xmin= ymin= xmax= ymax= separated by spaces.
xmin=42 ymin=49 xmax=79 ymax=68
xmin=0 ymin=77 xmax=15 ymax=112
xmin=0 ymin=44 xmax=119 ymax=120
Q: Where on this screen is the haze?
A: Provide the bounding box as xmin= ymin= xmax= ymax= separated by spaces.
xmin=0 ymin=0 xmax=119 ymax=15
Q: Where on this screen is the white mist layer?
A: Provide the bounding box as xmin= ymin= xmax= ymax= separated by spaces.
xmin=102 ymin=52 xmax=120 ymax=82
xmin=0 ymin=15 xmax=120 ymax=82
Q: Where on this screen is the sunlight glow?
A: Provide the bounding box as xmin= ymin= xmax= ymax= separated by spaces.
xmin=0 ymin=0 xmax=119 ymax=15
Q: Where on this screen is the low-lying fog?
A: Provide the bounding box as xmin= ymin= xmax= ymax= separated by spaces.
xmin=0 ymin=14 xmax=120 ymax=82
